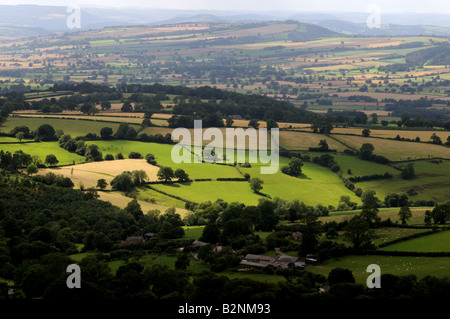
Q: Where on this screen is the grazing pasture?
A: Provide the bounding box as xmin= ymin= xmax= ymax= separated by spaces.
xmin=307 ymin=255 xmax=450 ymax=284
xmin=380 ymin=231 xmax=450 ymax=252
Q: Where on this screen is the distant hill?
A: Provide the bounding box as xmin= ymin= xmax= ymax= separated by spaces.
xmin=0 ymin=24 xmax=53 ymax=39
xmin=406 ymin=43 xmax=450 ymax=66
xmin=311 ymin=19 xmax=450 ymax=37
xmin=1 ymin=4 xmax=450 ymax=40
xmin=286 ymin=22 xmax=340 ymax=41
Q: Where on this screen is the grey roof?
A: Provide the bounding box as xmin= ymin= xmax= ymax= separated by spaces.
xmin=192 ymin=240 xmax=208 ymax=247
xmin=240 ymin=254 xmax=304 ymax=270
xmin=244 ymin=254 xmax=276 ymax=262
xmin=277 ymin=255 xmax=298 ymax=263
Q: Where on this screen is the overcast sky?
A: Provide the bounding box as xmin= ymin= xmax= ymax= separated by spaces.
xmin=0 ymin=0 xmax=450 ymax=14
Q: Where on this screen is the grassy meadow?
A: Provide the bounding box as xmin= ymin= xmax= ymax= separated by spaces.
xmin=306 ymin=255 xmax=450 ymax=284
xmin=380 ymin=231 xmax=450 ymax=252
xmin=0 ymin=141 xmax=85 ymax=165
xmin=0 ymin=116 xmax=140 ymax=137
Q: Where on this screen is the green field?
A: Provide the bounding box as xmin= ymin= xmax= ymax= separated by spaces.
xmin=356 ymin=160 xmax=450 ymax=203
xmin=319 ymin=207 xmax=428 ymax=225
xmin=306 ymin=255 xmax=450 ymax=284
xmin=333 ymin=153 xmax=399 ymax=178
xmin=239 ymin=158 xmax=362 ymax=207
xmin=183 ymin=226 xmax=205 ymax=240
xmin=136 ymin=186 xmax=188 ymax=210
xmin=152 ymin=181 xmax=262 ymax=205
xmin=0 ymin=141 xmax=85 ymax=165
xmin=0 ymin=117 xmax=140 ymax=137
xmin=0 ymin=136 xmax=34 ymax=143
xmin=380 ymin=230 xmax=450 ymax=252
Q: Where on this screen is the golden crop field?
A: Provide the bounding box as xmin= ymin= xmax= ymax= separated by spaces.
xmin=331 ymin=127 xmax=450 ymax=141
xmin=36 ymin=159 xmax=159 ymax=189
xmin=332 ymin=134 xmax=450 ymax=160
xmin=279 ymin=130 xmax=348 ymax=151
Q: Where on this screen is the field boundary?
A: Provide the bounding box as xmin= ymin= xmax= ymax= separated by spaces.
xmin=144 ymin=184 xmax=196 ymax=205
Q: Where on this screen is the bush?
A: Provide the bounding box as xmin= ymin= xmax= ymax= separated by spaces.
xmin=129 ymin=152 xmax=143 ymax=159
xmin=145 ymin=153 xmax=157 ymax=165
xmin=104 ymin=154 xmax=114 ymax=161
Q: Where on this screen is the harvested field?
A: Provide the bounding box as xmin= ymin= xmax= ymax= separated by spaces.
xmin=330 ymin=127 xmax=450 ymax=141
xmin=336 ymin=91 xmax=450 ymax=101
xmin=279 ymin=130 xmax=348 ymax=151
xmin=332 ymin=134 xmax=450 ymax=160
xmin=97 ymin=191 xmax=189 ymax=218
xmin=37 ymin=159 xmax=159 ymax=189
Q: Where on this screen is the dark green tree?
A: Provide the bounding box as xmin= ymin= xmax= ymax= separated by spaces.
xmin=174 ymin=168 xmax=190 ymax=182
xmin=36 ymin=124 xmax=56 ymax=141
xmin=359 ymin=143 xmax=374 ymax=160
xmin=362 ymin=128 xmax=371 ymax=137
xmin=175 ymin=253 xmax=190 ymax=271
xmin=299 ymin=214 xmax=322 ymax=255
xmin=249 ymin=177 xmax=264 ymax=193
xmin=343 ymin=215 xmax=374 ymax=249
xmin=328 ymin=268 xmax=356 ymax=285
xmin=44 ymin=154 xmax=59 ymax=166
xmin=200 ymin=223 xmax=221 ymax=244
xmin=360 ymin=190 xmax=380 ymax=225
xmin=398 ymin=206 xmax=412 ymax=225
xmin=110 ymin=172 xmax=134 ymax=191
xmin=125 ymin=199 xmax=144 ymax=221
xmin=401 ymin=163 xmax=415 ymax=180
xmin=96 ymin=178 xmax=108 ymax=190
xmin=100 ymin=127 xmax=113 ymax=140
xmin=157 ymin=166 xmax=175 ymax=182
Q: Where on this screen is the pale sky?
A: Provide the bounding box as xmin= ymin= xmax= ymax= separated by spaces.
xmin=0 ymin=0 xmax=450 ymax=14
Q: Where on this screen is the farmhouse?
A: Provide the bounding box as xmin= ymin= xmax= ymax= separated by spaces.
xmin=240 ymin=254 xmax=305 ymax=270
xmin=292 ymin=231 xmax=302 ymax=241
xmin=120 ymin=236 xmax=144 ymax=245
xmin=191 ymin=240 xmax=208 ymax=248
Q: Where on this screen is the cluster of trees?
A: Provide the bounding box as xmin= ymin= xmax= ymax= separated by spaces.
xmin=0 ymin=171 xmax=191 ymax=293
xmin=184 ymin=197 xmax=332 ymax=234
xmin=358 ymin=143 xmax=390 ymax=164
xmin=59 ymin=134 xmax=102 ymax=162
xmin=156 ymin=167 xmax=190 ymax=183
xmin=312 ymin=154 xmax=340 ymax=173
xmin=110 ymin=170 xmax=149 ymax=192
xmin=309 ymin=139 xmax=333 ymax=152
xmin=32 ymin=172 xmax=74 ymax=188
xmin=280 ymin=157 xmax=304 ymax=177
xmin=425 ymin=204 xmax=450 ymax=225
